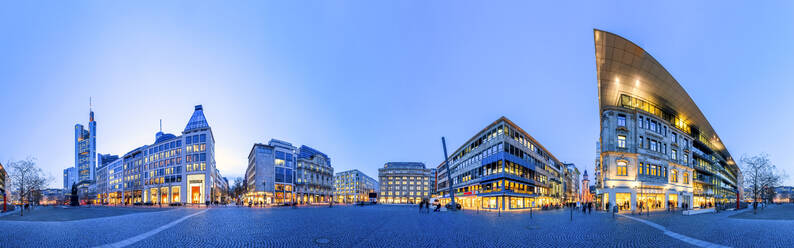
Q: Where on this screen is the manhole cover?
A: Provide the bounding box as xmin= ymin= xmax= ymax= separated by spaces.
xmin=315 ymin=238 xmax=330 ymax=244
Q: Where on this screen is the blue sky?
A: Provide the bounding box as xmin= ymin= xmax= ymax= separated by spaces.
xmin=1 ymin=1 xmax=793 ymax=188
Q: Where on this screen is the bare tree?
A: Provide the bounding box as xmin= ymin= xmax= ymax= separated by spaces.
xmin=7 ymin=158 xmax=50 ymax=216
xmin=228 ymin=177 xmax=246 ymax=204
xmin=741 ymin=153 xmax=783 ymax=214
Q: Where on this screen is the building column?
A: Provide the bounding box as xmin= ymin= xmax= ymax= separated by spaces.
xmin=664 ymin=193 xmax=670 ymax=210
xmin=630 ymin=191 xmax=637 ymax=212
xmin=609 ymin=191 xmax=617 ymax=211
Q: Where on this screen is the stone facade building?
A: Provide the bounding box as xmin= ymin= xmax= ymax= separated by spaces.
xmin=378 ymin=162 xmax=432 ymax=204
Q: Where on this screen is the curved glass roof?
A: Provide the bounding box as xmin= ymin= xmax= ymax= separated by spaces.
xmin=594 ymin=29 xmax=738 ymax=173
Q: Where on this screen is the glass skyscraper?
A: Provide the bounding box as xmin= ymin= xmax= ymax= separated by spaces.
xmin=74 ymin=108 xmax=96 ymax=195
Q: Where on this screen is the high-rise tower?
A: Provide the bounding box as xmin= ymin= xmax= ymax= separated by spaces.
xmin=75 ymin=99 xmax=97 ymax=195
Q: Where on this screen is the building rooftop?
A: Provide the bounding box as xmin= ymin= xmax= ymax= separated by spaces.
xmin=383 ymin=162 xmax=426 ymax=169
xmin=594 ymin=29 xmax=738 ymax=176
xmin=183 ymin=105 xmax=210 ymax=133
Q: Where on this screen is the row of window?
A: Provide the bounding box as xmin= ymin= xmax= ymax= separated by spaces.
xmin=185 ymin=134 xmax=207 ymax=145
xmin=638 ymin=162 xmax=667 ymax=178
xmin=383 ymin=191 xmax=429 ymax=196
xmin=613 ymin=160 xmax=691 ymax=184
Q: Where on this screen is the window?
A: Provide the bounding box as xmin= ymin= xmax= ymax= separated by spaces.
xmin=650 ymin=140 xmax=657 ymax=151
xmin=671 ymin=150 xmax=677 ymax=160
xmin=616 ymin=160 xmax=628 ymax=176
xmin=638 ymin=162 xmax=644 ymax=175
xmin=639 ymin=116 xmax=644 ymax=128
xmin=639 ymin=136 xmax=643 ymax=148
xmin=617 ymin=135 xmax=626 ymax=148
xmin=683 ymin=172 xmax=689 ymax=184
xmin=617 ymin=115 xmax=626 ymax=127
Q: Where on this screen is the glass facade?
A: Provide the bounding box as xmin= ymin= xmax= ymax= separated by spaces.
xmin=436 ymin=117 xmax=567 ymax=211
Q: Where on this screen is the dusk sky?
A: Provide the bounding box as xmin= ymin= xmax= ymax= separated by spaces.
xmin=1 ymin=1 xmax=793 ymax=188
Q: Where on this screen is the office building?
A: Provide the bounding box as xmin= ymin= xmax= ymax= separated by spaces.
xmin=63 ymin=167 xmax=77 ymax=191
xmin=378 ymin=162 xmax=432 ymax=204
xmin=593 ymin=29 xmax=741 ymax=211
xmin=89 ymin=105 xmax=227 ymax=205
xmin=245 ymin=139 xmax=297 ymax=205
xmin=295 ymin=145 xmax=334 ymax=204
xmin=436 ymin=116 xmax=567 ymax=211
xmin=334 ymin=169 xmax=378 ymax=203
xmin=563 ymin=163 xmax=580 ymax=204
xmin=75 ymin=107 xmax=97 ymax=194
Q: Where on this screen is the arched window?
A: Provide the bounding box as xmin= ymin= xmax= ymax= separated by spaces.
xmin=616 ymin=160 xmax=628 ymax=176
xmin=671 ymin=170 xmax=678 ymax=183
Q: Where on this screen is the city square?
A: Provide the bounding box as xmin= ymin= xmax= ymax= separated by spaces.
xmin=2 ymin=205 xmax=794 ymax=247
xmin=2 ymin=1 xmax=794 ymax=248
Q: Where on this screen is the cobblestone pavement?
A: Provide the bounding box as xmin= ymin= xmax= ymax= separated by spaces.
xmin=0 ymin=206 xmax=168 ymax=221
xmin=1 ymin=205 xmax=791 ymax=247
xmin=631 ymin=205 xmax=794 ymax=248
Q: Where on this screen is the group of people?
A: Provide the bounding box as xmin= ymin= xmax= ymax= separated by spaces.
xmin=417 ymin=199 xmax=441 ymax=213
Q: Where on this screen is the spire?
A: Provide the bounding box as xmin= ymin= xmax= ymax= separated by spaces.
xmin=89 ymin=97 xmax=94 ymax=122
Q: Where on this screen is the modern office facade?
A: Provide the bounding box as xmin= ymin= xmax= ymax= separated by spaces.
xmin=436 ymin=117 xmax=567 ymax=211
xmin=378 ymin=162 xmax=432 ymax=204
xmin=334 ymin=169 xmax=378 ymax=203
xmin=90 ymin=105 xmax=228 ymax=205
xmin=75 ymin=108 xmax=97 ymax=194
xmin=295 ymin=145 xmax=334 ymax=204
xmin=594 ymin=29 xmax=741 ymax=211
xmin=245 ymin=139 xmax=297 ymax=205
xmin=563 ymin=163 xmax=580 ymax=204
xmin=96 ymin=160 xmax=109 ymax=204
xmin=95 ymin=154 xmax=119 ymax=204
xmin=63 ymin=167 xmax=77 ymax=191
xmin=106 ymin=158 xmax=124 ymax=204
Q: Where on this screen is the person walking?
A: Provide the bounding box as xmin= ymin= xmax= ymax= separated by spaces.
xmin=418 ymin=200 xmax=424 ymax=213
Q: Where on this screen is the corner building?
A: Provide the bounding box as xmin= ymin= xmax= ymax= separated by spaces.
xmin=116 ymin=105 xmax=227 ymax=205
xmin=246 ymin=139 xmax=297 ymax=205
xmin=295 ymin=145 xmax=334 ymax=204
xmin=594 ymin=29 xmax=741 ymax=211
xmin=437 ymin=117 xmax=567 ymax=211
xmin=334 ymin=170 xmax=378 ymax=203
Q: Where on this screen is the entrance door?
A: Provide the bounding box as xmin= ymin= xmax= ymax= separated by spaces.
xmin=191 ymin=186 xmax=201 ymax=204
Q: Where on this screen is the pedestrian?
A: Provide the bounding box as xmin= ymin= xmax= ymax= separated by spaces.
xmin=588 ymin=202 xmax=592 ymax=214
xmin=419 ymin=200 xmax=423 ymax=212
